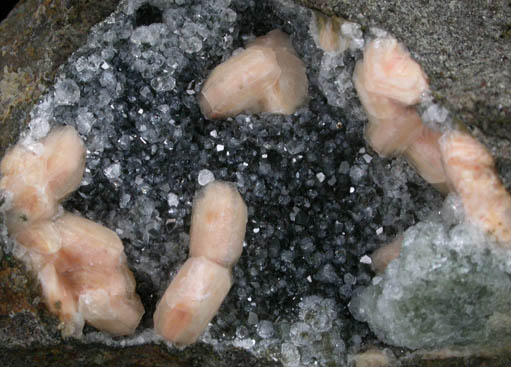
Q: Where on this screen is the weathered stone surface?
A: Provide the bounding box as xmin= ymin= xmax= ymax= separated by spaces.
xmin=296 ymin=0 xmax=511 ymax=139
xmin=0 ymin=343 xmax=281 ymax=367
xmin=0 ymin=255 xmax=60 ymax=347
xmin=0 ymin=0 xmax=121 ymax=156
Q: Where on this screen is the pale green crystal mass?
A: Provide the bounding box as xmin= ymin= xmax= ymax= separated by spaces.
xmin=350 ymin=221 xmax=511 ymax=349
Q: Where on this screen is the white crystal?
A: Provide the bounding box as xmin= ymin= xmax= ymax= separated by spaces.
xmin=28 ymin=117 xmax=51 ymax=140
xmin=150 ymin=75 xmax=176 ymax=92
xmin=198 ymin=169 xmax=215 ymax=186
xmin=316 ymin=172 xmax=326 ymax=182
xmin=363 ymin=154 xmax=373 ymax=163
xmin=281 ymin=343 xmax=301 ymax=366
xmin=76 ymin=110 xmax=95 ymax=135
xmin=167 ymin=193 xmax=179 ymax=207
xmin=360 ymin=255 xmax=372 ymax=264
xmin=104 ymin=163 xmax=121 ymax=180
xmin=422 ymin=103 xmax=449 ymax=125
xmin=54 ymin=79 xmax=80 ymax=106
xmin=130 ymin=24 xmax=167 ymax=46
xmin=257 ymin=320 xmax=274 ymax=339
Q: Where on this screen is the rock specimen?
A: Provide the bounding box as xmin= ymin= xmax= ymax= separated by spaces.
xmin=1 ymin=127 xmax=144 ymax=337
xmin=0 ymin=126 xmax=86 ymax=233
xmin=198 ymin=29 xmax=308 ymax=119
xmin=9 ymin=0 xmax=501 ymax=363
xmin=154 ymin=181 xmax=247 ymax=345
xmin=440 ymin=130 xmax=511 ymax=246
xmin=353 ymin=37 xmax=448 ymax=191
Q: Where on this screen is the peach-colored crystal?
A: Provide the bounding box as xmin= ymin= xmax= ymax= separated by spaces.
xmin=2 ymin=125 xmax=143 ymax=336
xmin=15 ymin=220 xmax=62 ymax=255
xmin=352 ymin=348 xmax=393 ymax=367
xmin=353 ymin=36 xmax=450 ymax=194
xmin=353 ymin=48 xmax=425 ymax=158
xmin=362 ymin=38 xmax=428 ymax=106
xmin=199 ymin=46 xmax=281 ymax=118
xmin=316 ymin=15 xmax=342 ymax=52
xmin=404 ymin=126 xmax=448 ymax=192
xmin=246 ymin=29 xmax=296 ymax=54
xmin=154 ymin=181 xmax=247 ymax=345
xmin=363 ymin=106 xmax=423 ymax=157
xmin=15 ymin=213 xmax=144 ymax=336
xmin=0 ymin=153 xmax=58 ymax=233
xmin=189 ymin=181 xmax=248 ymax=268
xmin=153 ymin=257 xmax=232 ymax=345
xmin=43 ymin=126 xmax=86 ymax=200
xmin=371 ymin=235 xmax=403 ymax=274
xmin=54 ymin=213 xmax=124 ymax=269
xmin=199 ymin=29 xmax=308 ymax=119
xmin=440 ymin=130 xmax=511 ymax=246
xmin=353 ymin=61 xmax=407 ymax=121
xmin=0 ymin=126 xmax=85 ymax=233
xmin=38 ymin=263 xmax=84 ymax=337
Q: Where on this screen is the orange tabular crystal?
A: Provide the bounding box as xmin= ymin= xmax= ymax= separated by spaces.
xmin=15 ymin=214 xmax=144 ymax=336
xmin=154 ymin=181 xmax=247 ymax=345
xmin=353 ymin=61 xmax=406 ymax=121
xmin=371 ymin=235 xmax=403 ymax=274
xmin=43 ymin=126 xmax=86 ymax=200
xmin=316 ymin=15 xmax=342 ymax=53
xmin=2 ymin=125 xmax=143 ymax=337
xmin=55 ymin=213 xmax=124 ymax=269
xmin=0 ymin=126 xmax=85 ymax=233
xmin=199 ymin=46 xmax=281 ymax=119
xmin=353 ymin=36 xmax=450 ymax=194
xmin=440 ymin=130 xmax=511 ymax=246
xmin=353 ymin=41 xmax=427 ymax=158
xmin=38 ymin=263 xmax=84 ymax=337
xmin=154 ymin=257 xmax=232 ymax=345
xmin=362 ymin=37 xmax=428 ymax=106
xmin=15 ymin=220 xmax=62 ymax=255
xmin=404 ymin=126 xmax=448 ymax=192
xmin=189 ymin=181 xmax=248 ymax=268
xmin=54 ymin=213 xmax=144 ymax=335
xmin=363 ymin=106 xmax=423 ymax=157
xmin=78 ymin=288 xmax=144 ymax=337
xmin=199 ymin=29 xmax=308 ymax=119
xmin=246 ymin=29 xmax=297 ymax=54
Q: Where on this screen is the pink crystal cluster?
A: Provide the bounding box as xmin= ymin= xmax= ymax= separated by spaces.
xmin=154 ymin=181 xmax=248 ymax=345
xmin=0 ymin=127 xmax=144 ymax=337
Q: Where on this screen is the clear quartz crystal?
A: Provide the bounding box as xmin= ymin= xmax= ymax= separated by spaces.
xmin=198 ymin=169 xmax=215 ymax=186
xmin=54 ymin=79 xmax=80 ymax=106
